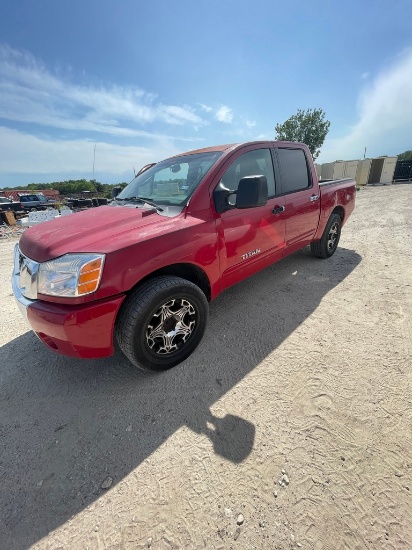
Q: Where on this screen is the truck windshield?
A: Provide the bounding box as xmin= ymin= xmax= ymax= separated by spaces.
xmin=117 ymin=151 xmax=222 ymax=207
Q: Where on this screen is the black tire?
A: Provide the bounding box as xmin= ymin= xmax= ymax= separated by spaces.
xmin=116 ymin=276 xmax=208 ymax=371
xmin=310 ymin=213 xmax=342 ymax=259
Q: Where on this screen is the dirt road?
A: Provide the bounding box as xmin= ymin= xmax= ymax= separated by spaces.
xmin=1 ymin=185 xmax=411 ymax=549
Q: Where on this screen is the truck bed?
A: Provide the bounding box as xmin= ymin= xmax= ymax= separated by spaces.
xmin=319 ymin=178 xmax=355 ymax=187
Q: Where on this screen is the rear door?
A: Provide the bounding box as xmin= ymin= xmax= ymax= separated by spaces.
xmin=275 ymin=147 xmax=320 ymax=249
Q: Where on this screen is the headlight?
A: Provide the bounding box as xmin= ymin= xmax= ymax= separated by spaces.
xmin=38 ymin=254 xmax=105 ymax=297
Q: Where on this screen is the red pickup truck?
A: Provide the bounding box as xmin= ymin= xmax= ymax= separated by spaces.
xmin=13 ymin=141 xmax=355 ymax=371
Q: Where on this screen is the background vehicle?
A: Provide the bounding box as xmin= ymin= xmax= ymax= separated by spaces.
xmin=0 ymin=196 xmax=23 ymax=213
xmin=13 ymin=141 xmax=356 ymax=371
xmin=19 ymin=193 xmax=56 ymax=211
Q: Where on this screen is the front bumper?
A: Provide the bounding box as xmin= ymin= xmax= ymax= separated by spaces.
xmin=12 ymin=245 xmax=125 ymax=359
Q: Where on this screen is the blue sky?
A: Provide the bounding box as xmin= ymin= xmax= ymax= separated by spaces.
xmin=0 ymin=0 xmax=411 ymax=187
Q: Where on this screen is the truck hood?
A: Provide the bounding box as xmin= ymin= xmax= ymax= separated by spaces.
xmin=19 ymin=205 xmax=181 ymax=262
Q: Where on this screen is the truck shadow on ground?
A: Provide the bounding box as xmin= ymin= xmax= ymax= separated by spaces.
xmin=0 ymin=246 xmax=361 ymax=549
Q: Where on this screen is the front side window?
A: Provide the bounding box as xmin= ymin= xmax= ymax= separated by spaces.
xmin=219 ymin=149 xmax=276 ymax=197
xmin=277 ymin=148 xmax=311 ymax=194
xmin=117 ymin=151 xmax=222 ymax=207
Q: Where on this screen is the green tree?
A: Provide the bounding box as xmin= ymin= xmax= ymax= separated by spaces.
xmin=397 ymin=150 xmax=412 ymax=161
xmin=275 ymin=108 xmax=330 ymax=160
xmin=76 ymin=180 xmax=96 ymax=192
xmin=91 ymin=179 xmax=104 ymax=192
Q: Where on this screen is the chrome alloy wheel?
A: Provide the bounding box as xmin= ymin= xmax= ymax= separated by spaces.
xmin=327 ymin=221 xmax=340 ymax=252
xmin=146 ymin=298 xmax=196 ymax=355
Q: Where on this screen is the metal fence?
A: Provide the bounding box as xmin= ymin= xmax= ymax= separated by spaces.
xmin=393 ymin=161 xmax=412 ymax=182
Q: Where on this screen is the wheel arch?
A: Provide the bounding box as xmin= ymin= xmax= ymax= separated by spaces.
xmin=130 ymin=263 xmax=211 ymax=302
xmin=331 ymin=205 xmax=345 ymax=222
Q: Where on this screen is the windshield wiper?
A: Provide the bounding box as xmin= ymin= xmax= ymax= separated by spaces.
xmin=118 ymin=196 xmax=164 ymax=212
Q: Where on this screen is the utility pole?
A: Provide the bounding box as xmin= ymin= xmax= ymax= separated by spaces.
xmin=93 ymin=144 xmax=96 ymax=179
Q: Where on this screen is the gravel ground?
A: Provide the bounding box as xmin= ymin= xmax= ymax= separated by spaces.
xmin=1 ymin=184 xmax=412 ymax=549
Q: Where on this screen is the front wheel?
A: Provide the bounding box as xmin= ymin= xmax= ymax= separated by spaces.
xmin=116 ymin=276 xmax=209 ymax=371
xmin=310 ymin=213 xmax=342 ymax=258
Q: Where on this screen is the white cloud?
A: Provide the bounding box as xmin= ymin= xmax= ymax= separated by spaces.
xmin=198 ymin=103 xmax=213 ymax=112
xmin=0 ymin=126 xmax=180 ymax=183
xmin=246 ymin=120 xmax=256 ymax=128
xmin=319 ymin=49 xmax=412 ymax=162
xmin=0 ymin=45 xmax=206 ymax=137
xmin=215 ymin=105 xmax=233 ymax=123
xmin=158 ymin=104 xmax=204 ymax=125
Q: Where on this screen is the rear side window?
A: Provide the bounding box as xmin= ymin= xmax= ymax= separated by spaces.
xmin=277 ymin=148 xmax=311 ymax=194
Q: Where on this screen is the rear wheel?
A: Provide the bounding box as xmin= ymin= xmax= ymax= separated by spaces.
xmin=311 ymin=213 xmax=342 ymax=258
xmin=116 ymin=276 xmax=208 ymax=371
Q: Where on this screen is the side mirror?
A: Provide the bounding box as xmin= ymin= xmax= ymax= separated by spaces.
xmin=235 ymin=175 xmax=268 ymax=209
xmin=213 ymin=181 xmax=235 ymax=214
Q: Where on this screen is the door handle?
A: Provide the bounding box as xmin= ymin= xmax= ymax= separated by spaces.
xmin=272 ymin=205 xmax=285 ymax=214
xmin=310 ymin=194 xmax=319 ymax=202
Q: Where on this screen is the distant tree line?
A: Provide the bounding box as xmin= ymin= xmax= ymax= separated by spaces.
xmin=397 ymin=150 xmax=412 ymax=161
xmin=0 ymin=179 xmax=129 ymax=197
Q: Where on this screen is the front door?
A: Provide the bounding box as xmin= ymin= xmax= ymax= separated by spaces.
xmin=215 ymin=147 xmax=286 ymax=289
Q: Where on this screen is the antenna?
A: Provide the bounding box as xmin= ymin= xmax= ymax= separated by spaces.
xmin=133 ymin=166 xmax=136 ymax=177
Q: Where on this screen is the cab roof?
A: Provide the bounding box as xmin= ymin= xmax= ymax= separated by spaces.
xmin=169 ymin=140 xmax=307 ymax=159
